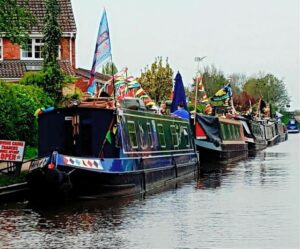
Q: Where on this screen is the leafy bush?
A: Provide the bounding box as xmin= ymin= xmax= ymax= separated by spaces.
xmin=19 ymin=66 xmax=64 ymax=104
xmin=19 ymin=71 xmax=46 ymax=87
xmin=24 ymin=146 xmax=38 ymax=159
xmin=0 ymin=82 xmax=54 ymax=146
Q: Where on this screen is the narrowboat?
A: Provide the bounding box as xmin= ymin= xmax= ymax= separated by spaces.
xmin=194 ymin=114 xmax=248 ymax=165
xmin=27 ymin=98 xmax=198 ymax=200
xmin=237 ymin=116 xmax=267 ymax=155
xmin=287 ymin=117 xmax=299 ymax=133
xmin=276 ymin=122 xmax=288 ymax=142
xmin=260 ymin=119 xmax=280 ymax=146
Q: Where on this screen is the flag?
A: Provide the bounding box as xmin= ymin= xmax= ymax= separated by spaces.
xmin=171 ymin=72 xmax=187 ymax=113
xmin=211 ymin=83 xmax=232 ymax=102
xmin=87 ymin=9 xmax=112 ymax=94
xmin=105 ymin=130 xmax=112 ymax=144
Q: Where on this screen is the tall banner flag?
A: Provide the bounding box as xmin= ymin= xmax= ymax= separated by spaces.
xmin=87 ymin=9 xmax=112 ymax=94
xmin=171 ymin=72 xmax=187 ymax=113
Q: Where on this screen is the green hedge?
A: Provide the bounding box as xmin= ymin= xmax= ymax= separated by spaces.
xmin=0 ymin=81 xmax=54 ymax=147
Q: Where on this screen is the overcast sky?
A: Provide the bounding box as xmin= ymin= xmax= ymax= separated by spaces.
xmin=72 ymin=0 xmax=299 ymax=109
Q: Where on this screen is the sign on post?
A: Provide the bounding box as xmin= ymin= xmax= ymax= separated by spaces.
xmin=0 ymin=140 xmax=25 ymax=162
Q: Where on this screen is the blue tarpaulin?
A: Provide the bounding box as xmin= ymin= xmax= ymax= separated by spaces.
xmin=171 ymin=72 xmax=187 ymax=113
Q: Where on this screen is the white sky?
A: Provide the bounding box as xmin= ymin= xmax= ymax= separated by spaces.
xmin=72 ymin=0 xmax=299 ymax=109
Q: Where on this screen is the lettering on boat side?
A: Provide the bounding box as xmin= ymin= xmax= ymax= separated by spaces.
xmin=30 ymin=157 xmax=50 ymax=171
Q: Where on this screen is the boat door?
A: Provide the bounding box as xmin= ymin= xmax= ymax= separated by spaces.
xmin=64 ymin=115 xmax=80 ymax=155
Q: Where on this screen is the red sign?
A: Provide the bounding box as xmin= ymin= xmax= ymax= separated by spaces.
xmin=0 ymin=140 xmax=25 ymax=162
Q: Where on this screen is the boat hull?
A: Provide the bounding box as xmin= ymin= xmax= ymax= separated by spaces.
xmin=27 ymin=154 xmax=198 ymax=200
xmin=195 ymin=141 xmax=248 ymax=165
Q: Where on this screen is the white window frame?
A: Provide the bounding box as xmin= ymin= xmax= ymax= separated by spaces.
xmin=21 ymin=38 xmax=44 ymax=60
xmin=157 ymin=124 xmax=166 ymax=148
xmin=181 ymin=126 xmax=191 ymax=148
xmin=146 ymin=122 xmax=154 ymax=149
xmin=127 ymin=120 xmax=138 ymax=149
xmin=170 ymin=125 xmax=179 ymax=148
xmin=0 ymin=38 xmax=3 ymax=60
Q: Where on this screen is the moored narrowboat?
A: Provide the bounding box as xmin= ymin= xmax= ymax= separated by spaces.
xmin=260 ymin=119 xmax=280 ymax=146
xmin=237 ymin=116 xmax=267 ymax=155
xmin=194 ymin=114 xmax=248 ymax=166
xmin=27 ymin=98 xmax=198 ymax=200
xmin=287 ymin=117 xmax=299 ymax=133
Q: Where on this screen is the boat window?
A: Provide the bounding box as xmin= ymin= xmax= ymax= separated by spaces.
xmin=127 ymin=121 xmax=138 ymax=148
xmin=220 ymin=123 xmax=226 ymax=140
xmin=234 ymin=126 xmax=238 ymax=140
xmin=182 ymin=127 xmax=190 ymax=148
xmin=138 ymin=123 xmax=148 ymax=150
xmin=157 ymin=124 xmax=166 ymax=148
xmin=226 ymin=124 xmax=233 ymax=140
xmin=170 ymin=125 xmax=179 ymax=148
xmin=146 ymin=122 xmax=154 ymax=148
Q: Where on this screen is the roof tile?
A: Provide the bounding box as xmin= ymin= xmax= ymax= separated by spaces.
xmin=16 ymin=0 xmax=76 ymax=33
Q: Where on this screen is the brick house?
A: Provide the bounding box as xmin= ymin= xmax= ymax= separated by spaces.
xmin=0 ymin=0 xmax=76 ymax=81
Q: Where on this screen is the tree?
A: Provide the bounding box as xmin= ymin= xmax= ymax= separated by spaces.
xmin=137 ymin=57 xmax=173 ymax=103
xmin=101 ymin=62 xmax=118 ymax=76
xmin=42 ymin=0 xmax=64 ymax=104
xmin=0 ymin=0 xmax=35 ymax=45
xmin=198 ymin=65 xmax=227 ymax=98
xmin=243 ymin=73 xmax=290 ymax=111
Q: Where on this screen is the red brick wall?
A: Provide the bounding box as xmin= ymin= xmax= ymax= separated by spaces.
xmin=3 ymin=38 xmax=20 ymax=59
xmin=60 ymin=37 xmax=76 ymax=68
xmin=60 ymin=38 xmax=69 ymax=61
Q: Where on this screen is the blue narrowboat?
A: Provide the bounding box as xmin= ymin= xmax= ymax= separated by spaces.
xmin=287 ymin=117 xmax=299 ymax=133
xmin=27 ymin=98 xmax=198 ymax=200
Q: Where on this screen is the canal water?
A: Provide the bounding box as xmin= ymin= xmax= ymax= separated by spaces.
xmin=0 ymin=134 xmax=299 ymax=249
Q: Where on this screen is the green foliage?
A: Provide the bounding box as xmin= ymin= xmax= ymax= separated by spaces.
xmin=42 ymin=0 xmax=64 ymax=104
xmin=0 ymin=171 xmax=27 ymax=187
xmin=19 ymin=71 xmax=45 ymax=87
xmin=137 ymin=57 xmax=173 ymax=103
xmin=42 ymin=0 xmax=61 ymax=66
xmin=188 ymin=103 xmax=205 ymax=113
xmin=19 ymin=68 xmax=65 ymax=104
xmin=0 ymin=0 xmax=35 ymax=46
xmin=101 ymin=62 xmax=118 ymax=75
xmin=24 ymin=146 xmax=38 ymax=159
xmin=243 ymin=74 xmax=290 ymax=111
xmin=43 ymin=65 xmax=64 ymax=103
xmin=0 ymin=82 xmax=54 ymax=147
xmin=200 ymin=65 xmax=228 ymax=98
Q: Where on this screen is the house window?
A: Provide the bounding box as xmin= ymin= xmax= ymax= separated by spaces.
xmin=0 ymin=38 xmax=3 ymax=60
xmin=21 ymin=38 xmax=43 ymax=59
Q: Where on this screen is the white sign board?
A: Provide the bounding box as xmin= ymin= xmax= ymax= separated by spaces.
xmin=0 ymin=140 xmax=25 ymax=162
